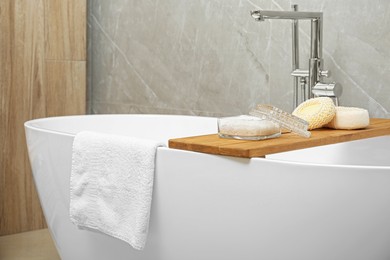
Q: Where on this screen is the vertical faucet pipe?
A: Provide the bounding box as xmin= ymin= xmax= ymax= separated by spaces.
xmin=291 ymin=4 xmax=300 ymax=108
xmin=308 ymin=18 xmax=322 ymax=99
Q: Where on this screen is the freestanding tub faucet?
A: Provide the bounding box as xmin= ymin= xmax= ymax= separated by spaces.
xmin=251 ymin=5 xmax=341 ymax=109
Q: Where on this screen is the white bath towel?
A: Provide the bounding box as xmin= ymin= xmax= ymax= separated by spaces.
xmin=70 ymin=131 xmax=164 ymax=250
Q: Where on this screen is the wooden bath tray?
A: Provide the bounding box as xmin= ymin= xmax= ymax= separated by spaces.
xmin=168 ymin=118 xmax=390 ymax=158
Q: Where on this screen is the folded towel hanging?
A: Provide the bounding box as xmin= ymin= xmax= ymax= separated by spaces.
xmin=70 ymin=131 xmax=165 ymax=250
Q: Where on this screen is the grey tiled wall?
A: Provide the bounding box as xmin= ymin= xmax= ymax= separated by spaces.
xmin=89 ymin=0 xmax=390 ymax=118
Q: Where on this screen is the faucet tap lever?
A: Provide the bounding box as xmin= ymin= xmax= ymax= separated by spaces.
xmin=320 ymin=69 xmax=330 ymax=78
xmin=312 ymin=82 xmax=342 ymax=98
xmin=291 ymin=69 xmax=330 ymax=78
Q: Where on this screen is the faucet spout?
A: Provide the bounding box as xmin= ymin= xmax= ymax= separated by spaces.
xmin=250 ymin=10 xmax=322 ymax=21
xmin=251 ymin=9 xmax=323 ymax=61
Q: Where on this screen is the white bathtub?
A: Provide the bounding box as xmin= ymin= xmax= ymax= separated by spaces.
xmin=25 ymin=115 xmax=390 ymax=260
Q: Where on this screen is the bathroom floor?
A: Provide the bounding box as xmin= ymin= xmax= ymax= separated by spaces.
xmin=0 ymin=229 xmax=60 ymax=260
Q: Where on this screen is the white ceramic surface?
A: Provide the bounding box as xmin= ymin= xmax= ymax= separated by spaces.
xmin=25 ymin=115 xmax=390 ymax=260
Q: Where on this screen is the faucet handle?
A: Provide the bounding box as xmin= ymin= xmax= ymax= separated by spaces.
xmin=291 ymin=68 xmax=330 ymax=78
xmin=312 ymin=82 xmax=342 ymax=98
xmin=320 ymin=69 xmax=330 ymax=78
xmin=291 ymin=69 xmax=309 ymax=77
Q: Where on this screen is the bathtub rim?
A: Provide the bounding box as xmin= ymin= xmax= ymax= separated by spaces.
xmin=24 ymin=114 xmax=217 ymax=136
xmin=24 ymin=114 xmax=390 ymax=170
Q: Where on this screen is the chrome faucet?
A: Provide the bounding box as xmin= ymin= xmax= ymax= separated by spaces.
xmin=251 ymin=5 xmax=341 ymax=108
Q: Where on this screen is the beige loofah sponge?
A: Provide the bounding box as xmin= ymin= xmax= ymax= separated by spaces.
xmin=325 ymin=106 xmax=369 ymax=130
xmin=292 ymin=97 xmax=336 ymax=130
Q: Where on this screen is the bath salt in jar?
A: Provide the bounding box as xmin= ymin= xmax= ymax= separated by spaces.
xmin=218 ymin=115 xmax=281 ymax=140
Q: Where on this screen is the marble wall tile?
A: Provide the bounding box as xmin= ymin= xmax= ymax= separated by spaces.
xmin=89 ymin=0 xmax=272 ymax=116
xmin=89 ymin=0 xmax=390 ymax=118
